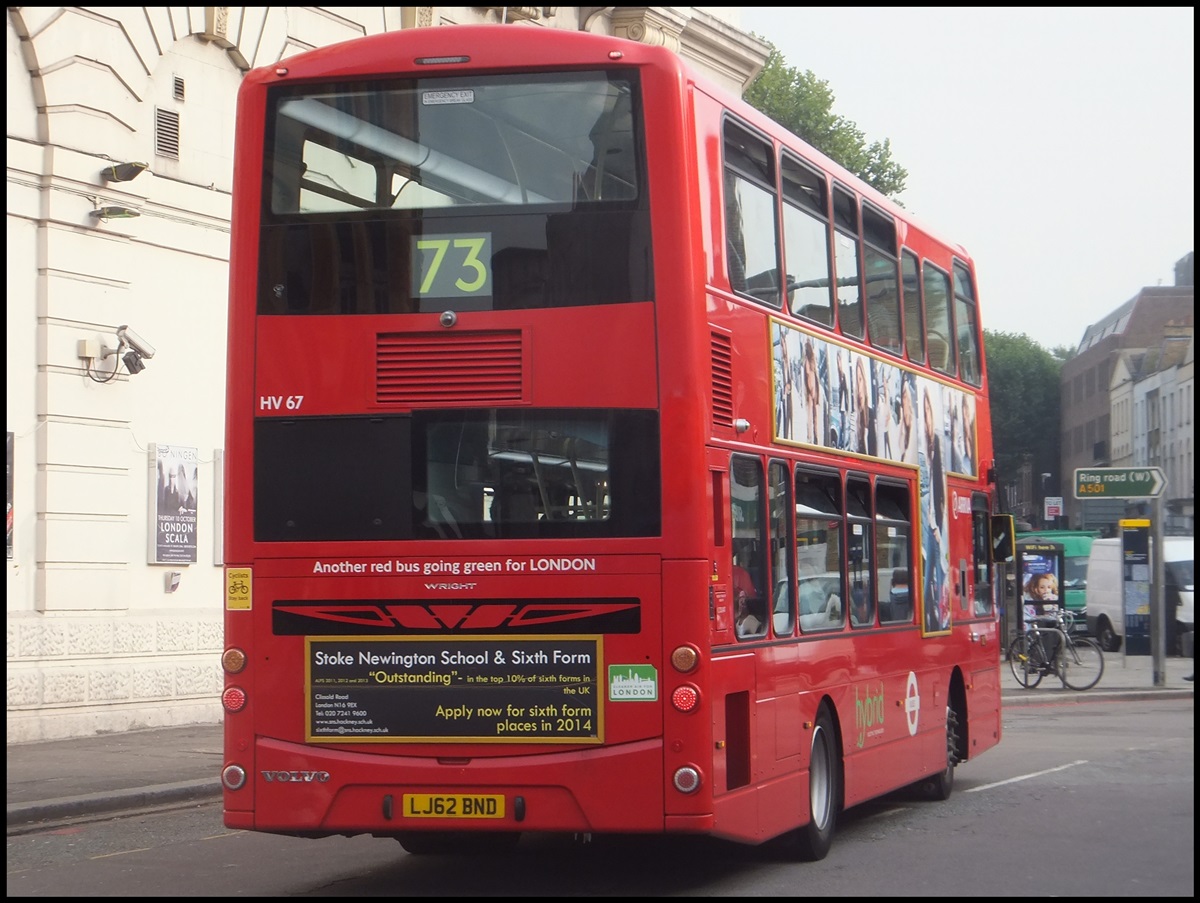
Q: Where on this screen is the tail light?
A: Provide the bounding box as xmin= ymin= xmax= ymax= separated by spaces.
xmin=673 ymin=766 xmax=701 ymax=793
xmin=671 ymin=684 xmax=699 ymax=713
xmin=222 ymin=764 xmax=247 ymax=790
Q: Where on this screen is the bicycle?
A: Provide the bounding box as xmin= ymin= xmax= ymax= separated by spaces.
xmin=1008 ymin=607 xmax=1104 ymax=691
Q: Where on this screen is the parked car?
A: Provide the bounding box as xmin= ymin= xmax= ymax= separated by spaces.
xmin=1086 ymin=535 xmax=1194 ymax=654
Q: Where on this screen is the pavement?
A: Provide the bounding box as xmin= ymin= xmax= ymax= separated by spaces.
xmin=7 ymin=654 xmax=1193 ymax=835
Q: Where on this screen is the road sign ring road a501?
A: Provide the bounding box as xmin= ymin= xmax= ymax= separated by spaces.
xmin=1073 ymin=466 xmax=1166 ymax=499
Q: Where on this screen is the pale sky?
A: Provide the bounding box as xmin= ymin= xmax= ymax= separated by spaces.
xmin=737 ymin=7 xmax=1194 ymax=351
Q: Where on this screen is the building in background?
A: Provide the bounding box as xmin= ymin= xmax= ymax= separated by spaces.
xmin=5 ymin=7 xmax=768 ymax=743
xmin=1058 ymin=252 xmax=1194 ymax=533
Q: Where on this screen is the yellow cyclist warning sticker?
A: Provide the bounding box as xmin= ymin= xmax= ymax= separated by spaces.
xmin=226 ymin=568 xmax=252 ymax=610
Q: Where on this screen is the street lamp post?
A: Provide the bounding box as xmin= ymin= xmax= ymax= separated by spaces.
xmin=1041 ymin=473 xmax=1052 ymax=527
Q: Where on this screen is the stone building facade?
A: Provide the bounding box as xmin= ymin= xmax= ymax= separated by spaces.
xmin=1059 ymin=271 xmax=1194 ymax=532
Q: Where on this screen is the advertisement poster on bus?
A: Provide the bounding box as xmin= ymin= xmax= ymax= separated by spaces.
xmin=772 ymin=321 xmax=971 ymax=635
xmin=305 ymin=637 xmax=603 ymax=743
xmin=149 ymin=443 xmax=198 ymax=564
xmin=771 ymin=321 xmax=976 ymax=480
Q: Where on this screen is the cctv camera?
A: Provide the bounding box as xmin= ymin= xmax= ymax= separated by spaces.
xmin=116 ymin=325 xmax=155 ymax=359
xmin=122 ymin=350 xmax=146 ymax=375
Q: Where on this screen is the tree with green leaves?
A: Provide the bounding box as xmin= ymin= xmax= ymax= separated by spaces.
xmin=743 ymin=44 xmax=908 ymax=199
xmin=983 ymin=330 xmax=1063 ymax=499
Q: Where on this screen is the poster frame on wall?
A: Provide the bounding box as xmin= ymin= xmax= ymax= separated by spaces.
xmin=148 ymin=442 xmax=199 ymax=565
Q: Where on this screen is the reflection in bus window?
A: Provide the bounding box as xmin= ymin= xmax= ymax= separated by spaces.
xmin=732 ymin=455 xmax=767 ymax=639
xmin=832 ymin=186 xmax=862 ymax=338
xmin=782 ymin=154 xmax=833 ymax=327
xmin=273 ymin=72 xmax=640 ymax=214
xmin=901 ymin=250 xmax=925 ymax=364
xmin=953 ymin=262 xmax=982 ymax=387
xmin=847 ymin=476 xmax=874 ymax=627
xmin=971 ymin=495 xmax=993 ymax=615
xmin=769 ymin=460 xmax=795 ymax=636
xmin=795 ymin=469 xmax=845 ymax=631
xmin=724 ymin=123 xmax=780 ymax=307
xmin=863 ymin=205 xmax=900 ymax=355
xmin=876 ymin=481 xmax=913 ymax=624
xmin=260 ymin=71 xmax=652 ymax=316
xmin=923 ymin=264 xmax=956 ymax=376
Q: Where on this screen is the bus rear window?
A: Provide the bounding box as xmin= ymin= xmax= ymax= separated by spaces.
xmin=254 ymin=410 xmax=661 ymax=542
xmin=267 ymin=72 xmax=641 ymax=215
xmin=258 ymin=72 xmax=652 ymax=315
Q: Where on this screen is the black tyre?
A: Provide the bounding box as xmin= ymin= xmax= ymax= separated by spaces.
xmin=1008 ymin=634 xmax=1044 ymax=689
xmin=914 ymin=705 xmax=959 ymax=801
xmin=1059 ymin=637 xmax=1104 ymax=691
xmin=778 ymin=704 xmax=840 ymax=861
xmin=1095 ymin=617 xmax=1121 ymax=654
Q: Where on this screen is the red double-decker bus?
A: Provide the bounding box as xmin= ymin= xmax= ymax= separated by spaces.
xmin=221 ymin=24 xmax=1009 ymax=859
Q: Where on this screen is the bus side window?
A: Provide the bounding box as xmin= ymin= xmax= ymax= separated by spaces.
xmin=876 ymin=480 xmax=913 ymax=624
xmin=901 ymin=250 xmax=925 ymax=364
xmin=723 ymin=120 xmax=781 ymax=308
xmin=832 ymin=185 xmax=863 ymax=338
xmin=781 ymin=152 xmax=834 ymax=328
xmin=953 ymin=261 xmax=983 ymax=387
xmin=768 ymin=460 xmax=795 ymax=636
xmin=847 ymin=475 xmax=874 ymax=628
xmin=971 ymin=495 xmax=993 ymax=615
xmin=795 ymin=468 xmax=845 ymax=632
xmin=862 ymin=203 xmax=901 ymax=355
xmin=923 ymin=263 xmax=955 ymax=376
xmin=731 ymin=455 xmax=767 ymax=639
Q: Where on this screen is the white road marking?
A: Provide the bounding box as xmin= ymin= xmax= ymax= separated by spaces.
xmin=966 ymin=759 xmax=1089 ymax=792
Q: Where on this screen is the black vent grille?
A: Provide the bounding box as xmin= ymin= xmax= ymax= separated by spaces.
xmin=711 ymin=331 xmax=734 ymax=428
xmin=377 ymin=331 xmax=524 ymax=405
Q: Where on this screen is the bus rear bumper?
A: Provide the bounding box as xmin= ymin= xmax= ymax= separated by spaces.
xmin=240 ymin=735 xmax=674 ymax=836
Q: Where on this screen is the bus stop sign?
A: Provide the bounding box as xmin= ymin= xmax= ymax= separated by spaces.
xmin=1074 ymin=467 xmax=1166 ymax=500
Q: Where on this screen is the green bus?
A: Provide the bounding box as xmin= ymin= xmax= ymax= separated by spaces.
xmin=1016 ymin=530 xmax=1099 ymax=634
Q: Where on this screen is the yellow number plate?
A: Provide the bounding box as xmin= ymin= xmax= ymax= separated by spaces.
xmin=402 ymin=793 xmax=505 ymax=819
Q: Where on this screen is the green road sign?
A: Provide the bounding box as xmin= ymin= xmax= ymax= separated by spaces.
xmin=1074 ymin=466 xmax=1166 ymax=500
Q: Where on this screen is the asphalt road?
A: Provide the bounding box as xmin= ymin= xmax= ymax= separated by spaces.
xmin=6 ymin=696 xmax=1193 ymax=898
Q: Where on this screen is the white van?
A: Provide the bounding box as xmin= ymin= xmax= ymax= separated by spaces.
xmin=1086 ymin=535 xmax=1194 ymax=654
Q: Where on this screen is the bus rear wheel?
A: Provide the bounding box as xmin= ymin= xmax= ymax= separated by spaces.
xmin=778 ymin=704 xmax=840 ymax=861
xmin=914 ymin=705 xmax=959 ymax=801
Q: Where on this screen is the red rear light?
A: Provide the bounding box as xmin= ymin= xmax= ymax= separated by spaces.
xmin=671 ymin=684 xmax=699 ymax=713
xmin=222 ymin=686 xmax=247 ymax=712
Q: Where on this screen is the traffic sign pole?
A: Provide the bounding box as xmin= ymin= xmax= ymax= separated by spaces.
xmin=1153 ymin=497 xmax=1165 ymax=688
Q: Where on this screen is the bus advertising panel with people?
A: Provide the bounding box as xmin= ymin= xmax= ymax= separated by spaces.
xmin=220 ymin=24 xmax=1006 ymax=860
